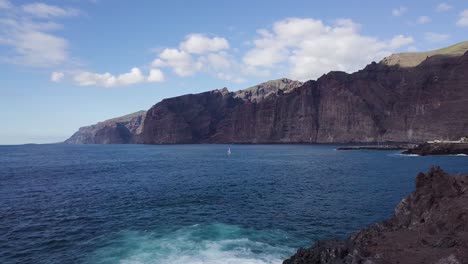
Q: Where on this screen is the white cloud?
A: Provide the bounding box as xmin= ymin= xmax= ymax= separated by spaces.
xmin=199 ymin=52 xmax=233 ymax=70
xmin=154 ymin=48 xmax=202 ymax=76
xmin=389 ymin=35 xmax=414 ymax=49
xmin=425 ymin=32 xmax=450 ymax=43
xmin=180 ymin=34 xmax=229 ymax=54
xmin=0 ymin=0 xmax=11 ymax=9
xmin=436 ymin=3 xmax=452 ymax=12
xmin=50 ymin=71 xmax=64 ymax=82
xmin=0 ymin=2 xmax=77 ymax=67
xmin=148 ymin=18 xmax=415 ymax=83
xmin=148 ymin=69 xmax=165 ymax=82
xmin=73 ymin=67 xmax=147 ymax=87
xmin=242 ymin=18 xmax=413 ymax=81
xmin=22 ymin=3 xmax=79 ymax=18
xmin=117 ymin=67 xmax=145 ymax=85
xmin=417 ymin=16 xmax=431 ymax=24
xmin=0 ymin=22 xmax=69 ymax=67
xmin=457 ymin=10 xmax=468 ymax=27
xmin=392 ymin=6 xmax=408 ymax=17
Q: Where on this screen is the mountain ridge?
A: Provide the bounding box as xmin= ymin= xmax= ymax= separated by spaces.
xmin=380 ymin=41 xmax=468 ymax=67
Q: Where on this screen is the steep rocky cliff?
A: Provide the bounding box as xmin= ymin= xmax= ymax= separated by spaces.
xmin=64 ymin=111 xmax=146 ymax=144
xmin=283 ymin=167 xmax=468 ymax=264
xmin=138 ymin=50 xmax=468 ymax=144
xmin=66 ymin=43 xmax=468 ymax=144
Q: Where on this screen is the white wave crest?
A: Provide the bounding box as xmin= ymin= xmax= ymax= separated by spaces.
xmin=90 ymin=224 xmax=293 ymax=264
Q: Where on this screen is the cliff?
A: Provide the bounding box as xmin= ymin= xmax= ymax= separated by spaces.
xmin=66 ymin=42 xmax=468 ymax=144
xmin=283 ymin=167 xmax=468 ymax=264
xmin=64 ymin=111 xmax=146 ymax=144
xmin=138 ymin=50 xmax=468 ymax=144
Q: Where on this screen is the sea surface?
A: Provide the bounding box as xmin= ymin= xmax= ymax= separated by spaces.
xmin=1 ymin=144 xmax=468 ymax=264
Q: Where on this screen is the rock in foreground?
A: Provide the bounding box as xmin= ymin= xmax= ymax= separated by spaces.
xmin=284 ymin=167 xmax=468 ymax=264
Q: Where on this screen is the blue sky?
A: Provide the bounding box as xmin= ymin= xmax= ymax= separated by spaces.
xmin=0 ymin=0 xmax=467 ymax=144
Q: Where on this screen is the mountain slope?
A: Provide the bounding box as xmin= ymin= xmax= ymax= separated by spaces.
xmin=380 ymin=41 xmax=468 ymax=67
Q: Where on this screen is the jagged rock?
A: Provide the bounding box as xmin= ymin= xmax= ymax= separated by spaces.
xmin=283 ymin=167 xmax=468 ymax=264
xmin=233 ymin=78 xmax=304 ymax=103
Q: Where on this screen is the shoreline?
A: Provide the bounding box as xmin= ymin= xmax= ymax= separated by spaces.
xmin=283 ymin=167 xmax=468 ymax=263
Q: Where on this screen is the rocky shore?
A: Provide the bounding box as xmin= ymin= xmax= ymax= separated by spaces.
xmin=337 ymin=144 xmax=415 ymax=151
xmin=403 ymin=142 xmax=468 ymax=156
xmin=283 ymin=167 xmax=468 ymax=264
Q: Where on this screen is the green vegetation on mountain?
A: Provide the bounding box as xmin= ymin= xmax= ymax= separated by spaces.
xmin=381 ymin=41 xmax=468 ymax=67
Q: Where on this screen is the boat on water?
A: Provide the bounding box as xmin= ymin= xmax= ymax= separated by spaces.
xmin=227 ymin=147 xmax=231 ymax=155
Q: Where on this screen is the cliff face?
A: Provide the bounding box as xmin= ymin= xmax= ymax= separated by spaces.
xmin=137 ymin=80 xmax=320 ymax=144
xmin=283 ymin=167 xmax=468 ymax=264
xmin=64 ymin=111 xmax=146 ymax=144
xmin=137 ymin=52 xmax=468 ymax=144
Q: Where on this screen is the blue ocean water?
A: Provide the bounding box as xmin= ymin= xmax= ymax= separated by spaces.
xmin=1 ymin=144 xmax=468 ymax=264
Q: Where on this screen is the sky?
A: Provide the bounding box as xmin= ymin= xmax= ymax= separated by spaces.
xmin=0 ymin=0 xmax=467 ymax=144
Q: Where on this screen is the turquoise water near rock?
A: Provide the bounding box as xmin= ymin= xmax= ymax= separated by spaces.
xmin=1 ymin=144 xmax=468 ymax=263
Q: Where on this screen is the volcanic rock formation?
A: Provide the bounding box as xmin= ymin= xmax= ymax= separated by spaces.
xmin=283 ymin=167 xmax=468 ymax=264
xmin=66 ymin=42 xmax=468 ymax=144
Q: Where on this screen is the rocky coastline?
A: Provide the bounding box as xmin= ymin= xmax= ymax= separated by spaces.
xmin=337 ymin=144 xmax=415 ymax=151
xmin=403 ymin=142 xmax=468 ymax=156
xmin=283 ymin=167 xmax=468 ymax=264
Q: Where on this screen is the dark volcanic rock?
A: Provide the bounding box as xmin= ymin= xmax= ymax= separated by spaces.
xmin=283 ymin=167 xmax=468 ymax=264
xmin=64 ymin=111 xmax=146 ymax=144
xmin=403 ymin=142 xmax=468 ymax=156
xmin=137 ymin=80 xmax=320 ymax=144
xmin=138 ymin=52 xmax=468 ymax=144
xmin=337 ymin=144 xmax=415 ymax=151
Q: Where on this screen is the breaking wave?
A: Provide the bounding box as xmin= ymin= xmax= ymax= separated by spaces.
xmin=89 ymin=223 xmax=295 ymax=264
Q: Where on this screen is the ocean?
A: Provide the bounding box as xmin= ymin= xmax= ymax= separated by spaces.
xmin=1 ymin=144 xmax=468 ymax=264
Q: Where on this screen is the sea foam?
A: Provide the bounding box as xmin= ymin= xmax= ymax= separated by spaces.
xmin=90 ymin=223 xmax=292 ymax=264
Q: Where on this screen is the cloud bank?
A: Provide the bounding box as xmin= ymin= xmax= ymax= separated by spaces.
xmin=72 ymin=67 xmax=164 ymax=88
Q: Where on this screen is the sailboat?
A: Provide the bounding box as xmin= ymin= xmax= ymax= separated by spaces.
xmin=227 ymin=147 xmax=231 ymax=155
